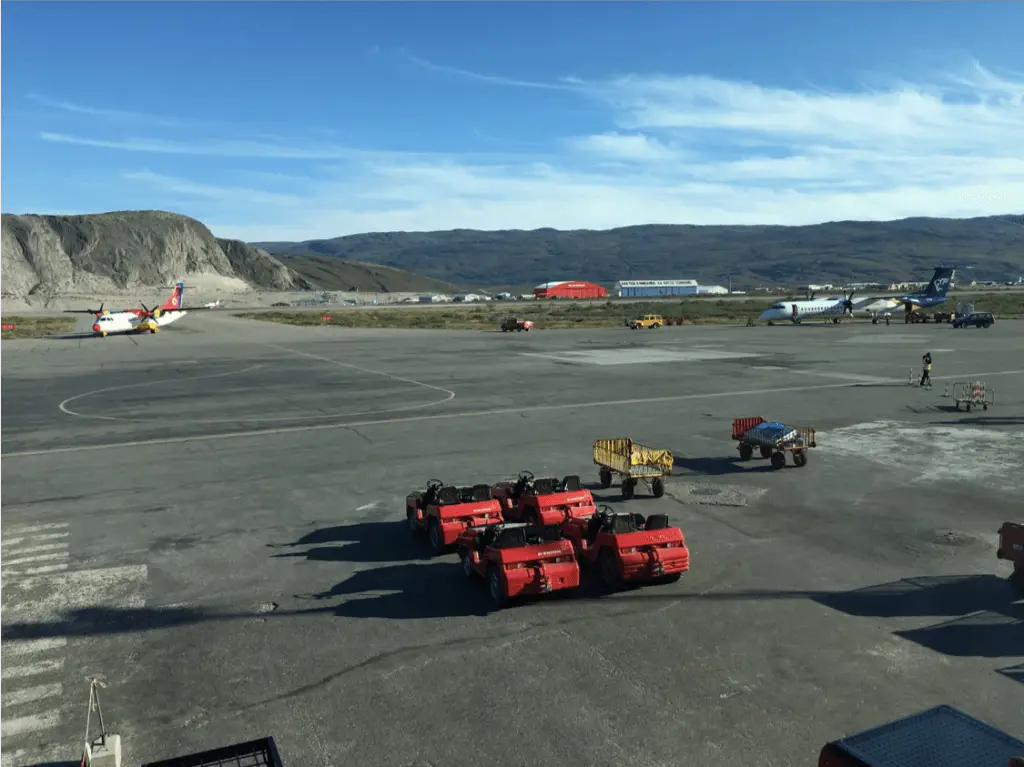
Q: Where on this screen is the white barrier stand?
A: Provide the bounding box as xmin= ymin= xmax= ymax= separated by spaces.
xmin=942 ymin=382 xmax=950 ymax=397
xmin=84 ymin=735 xmax=122 ymax=767
xmin=80 ymin=679 xmax=122 ymax=767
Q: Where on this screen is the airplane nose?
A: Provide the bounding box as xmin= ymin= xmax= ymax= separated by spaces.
xmin=92 ymin=323 xmax=102 ymax=333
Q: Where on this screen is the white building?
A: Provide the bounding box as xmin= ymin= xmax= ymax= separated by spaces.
xmin=616 ymin=279 xmax=729 ymax=297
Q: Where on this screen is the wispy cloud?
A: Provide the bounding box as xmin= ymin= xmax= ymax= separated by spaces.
xmin=30 ymin=57 xmax=1024 ymax=239
xmin=122 ymin=172 xmax=303 ymax=207
xmin=26 ymin=93 xmax=202 ymax=129
xmin=399 ymin=50 xmax=577 ymax=92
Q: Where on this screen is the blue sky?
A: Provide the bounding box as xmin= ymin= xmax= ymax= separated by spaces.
xmin=3 ymin=1 xmax=1023 ymax=241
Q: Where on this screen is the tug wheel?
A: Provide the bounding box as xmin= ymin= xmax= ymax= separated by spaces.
xmin=599 ymin=550 xmax=623 ymax=590
xmin=428 ymin=519 xmax=444 ymax=554
xmin=488 ymin=567 xmax=507 ymax=607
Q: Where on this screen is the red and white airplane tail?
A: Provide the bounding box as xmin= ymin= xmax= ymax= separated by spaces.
xmin=161 ymin=282 xmax=185 ymax=311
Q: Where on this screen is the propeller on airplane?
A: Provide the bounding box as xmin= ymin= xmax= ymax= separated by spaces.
xmin=842 ymin=290 xmax=855 ymax=316
xmin=139 ymin=302 xmax=162 ymax=319
xmin=64 ymin=302 xmax=106 ymax=315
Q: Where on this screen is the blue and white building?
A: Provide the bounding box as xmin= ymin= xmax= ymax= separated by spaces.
xmin=616 ymin=279 xmax=729 ymax=298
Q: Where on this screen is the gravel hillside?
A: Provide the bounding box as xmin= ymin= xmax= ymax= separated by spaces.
xmin=1 ymin=210 xmax=312 ymax=303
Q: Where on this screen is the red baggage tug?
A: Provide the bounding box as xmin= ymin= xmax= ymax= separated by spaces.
xmin=457 ymin=522 xmax=581 ymax=607
xmin=491 ymin=470 xmax=597 ymax=526
xmin=561 ymin=506 xmax=690 ymax=589
xmin=492 ymin=471 xmax=690 ymax=593
xmin=406 ymin=479 xmax=504 ymax=554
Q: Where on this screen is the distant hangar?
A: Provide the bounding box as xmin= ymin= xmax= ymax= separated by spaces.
xmin=616 ymin=279 xmax=728 ymax=297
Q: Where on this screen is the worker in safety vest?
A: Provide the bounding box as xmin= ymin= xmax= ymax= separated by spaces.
xmin=920 ymin=352 xmax=932 ymax=388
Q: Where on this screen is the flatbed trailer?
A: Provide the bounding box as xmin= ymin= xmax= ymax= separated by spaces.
xmin=593 ymin=437 xmax=673 ymax=499
xmin=817 ymin=704 xmax=1024 ymax=766
xmin=732 ymin=416 xmax=816 ymax=469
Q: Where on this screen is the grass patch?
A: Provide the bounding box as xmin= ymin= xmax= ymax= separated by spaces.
xmin=241 ymin=299 xmax=772 ymax=331
xmin=1 ymin=315 xmax=76 ymax=340
xmin=945 ymin=291 xmax=1024 ymax=319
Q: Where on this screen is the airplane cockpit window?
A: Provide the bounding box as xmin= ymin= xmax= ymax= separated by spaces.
xmin=772 ymin=303 xmax=786 ymax=309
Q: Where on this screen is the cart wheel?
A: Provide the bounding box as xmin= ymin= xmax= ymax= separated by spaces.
xmin=738 ymin=444 xmax=753 ymax=461
xmin=792 ymin=450 xmax=808 ymax=467
xmin=966 ymin=403 xmax=972 ymax=412
xmin=759 ymin=445 xmax=773 ymax=459
xmin=770 ymin=452 xmax=786 ymax=470
xmin=983 ymin=404 xmax=988 ymax=411
xmin=652 ymin=477 xmax=665 ymax=498
xmin=599 ymin=468 xmax=612 ymax=488
xmin=622 ymin=478 xmax=635 ymax=500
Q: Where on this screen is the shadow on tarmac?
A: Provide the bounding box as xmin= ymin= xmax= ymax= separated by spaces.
xmin=5 ymin=529 xmax=1021 ymax=666
xmin=672 ymin=454 xmax=776 ymax=475
xmin=998 ymin=662 xmax=1024 ymax=687
xmin=267 ymin=520 xmax=431 ymax=564
xmin=930 ymin=416 xmax=1024 ymax=426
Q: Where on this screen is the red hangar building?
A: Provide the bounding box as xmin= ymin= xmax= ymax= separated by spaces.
xmin=533 ymin=281 xmax=608 ymax=300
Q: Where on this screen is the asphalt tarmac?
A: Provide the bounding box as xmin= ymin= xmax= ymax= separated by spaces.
xmin=2 ymin=312 xmax=1023 ymax=767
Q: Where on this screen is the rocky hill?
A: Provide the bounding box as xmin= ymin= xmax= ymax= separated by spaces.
xmin=0 ymin=211 xmax=454 ymax=304
xmin=256 ymin=215 xmax=1024 ymax=287
xmin=279 ymin=254 xmax=454 ymax=293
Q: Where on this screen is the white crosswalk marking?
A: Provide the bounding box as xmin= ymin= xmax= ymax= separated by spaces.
xmin=0 ymin=522 xmax=71 ymax=767
xmin=1 ymin=658 xmax=64 ymax=680
xmin=1 ymin=518 xmax=149 ymax=767
xmin=2 ymin=683 xmax=63 ymax=707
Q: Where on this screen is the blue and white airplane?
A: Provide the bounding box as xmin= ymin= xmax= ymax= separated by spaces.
xmin=759 ymin=267 xmax=956 ymax=325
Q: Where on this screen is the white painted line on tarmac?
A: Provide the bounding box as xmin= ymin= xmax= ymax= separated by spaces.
xmin=6 ymin=368 xmax=1023 ymax=459
xmin=57 ymin=364 xmax=265 ymax=421
xmin=0 ymin=551 xmax=68 ymax=567
xmin=1 ymin=658 xmax=64 ymax=680
xmin=1 ymin=747 xmax=70 ymax=767
xmin=2 ymin=542 xmax=68 ymax=556
xmin=0 ymin=711 xmax=62 ymax=738
xmin=1 ymin=523 xmax=69 ymax=535
xmin=2 ymin=532 xmax=71 ymax=547
xmin=1 ymin=637 xmax=68 ymax=659
xmin=3 ymin=562 xmax=70 ymax=576
xmin=792 ymin=370 xmax=894 ymax=384
xmin=1 ymin=682 xmax=63 ymax=707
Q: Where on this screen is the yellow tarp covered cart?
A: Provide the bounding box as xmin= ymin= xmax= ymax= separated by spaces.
xmin=593 ymin=438 xmax=673 ymax=500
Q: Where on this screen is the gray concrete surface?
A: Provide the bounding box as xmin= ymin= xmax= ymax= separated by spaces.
xmin=2 ymin=312 xmax=1023 ymax=767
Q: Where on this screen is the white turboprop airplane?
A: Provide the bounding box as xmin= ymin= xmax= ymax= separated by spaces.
xmin=759 ymin=267 xmax=955 ymax=325
xmin=64 ymin=282 xmax=213 ymax=337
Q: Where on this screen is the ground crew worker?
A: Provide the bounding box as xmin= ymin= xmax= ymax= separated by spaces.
xmin=920 ymin=352 xmax=932 ymax=388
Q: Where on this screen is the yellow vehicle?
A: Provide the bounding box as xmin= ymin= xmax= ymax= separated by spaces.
xmin=593 ymin=437 xmax=673 ymax=499
xmin=628 ymin=314 xmax=663 ymax=329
